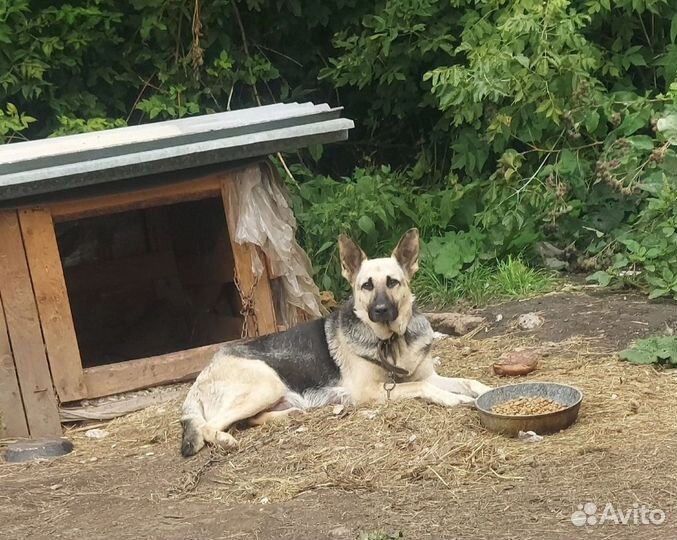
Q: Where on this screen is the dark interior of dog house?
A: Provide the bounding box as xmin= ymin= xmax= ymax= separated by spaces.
xmin=55 ymin=197 xmax=244 ymax=367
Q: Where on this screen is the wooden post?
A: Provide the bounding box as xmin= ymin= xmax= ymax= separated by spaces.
xmin=220 ymin=174 xmax=277 ymax=337
xmin=0 ymin=211 xmax=61 ymax=437
xmin=0 ymin=292 xmax=29 ymax=437
xmin=19 ymin=209 xmax=87 ymax=403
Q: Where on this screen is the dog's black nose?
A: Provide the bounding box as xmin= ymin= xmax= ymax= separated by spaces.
xmin=369 ymin=303 xmax=397 ymax=323
xmin=373 ymin=304 xmax=388 ymax=316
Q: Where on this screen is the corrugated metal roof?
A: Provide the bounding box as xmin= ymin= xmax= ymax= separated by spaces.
xmin=0 ymin=102 xmax=353 ymax=202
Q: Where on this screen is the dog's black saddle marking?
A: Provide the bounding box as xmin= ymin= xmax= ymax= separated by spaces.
xmin=224 ymin=318 xmax=341 ymax=394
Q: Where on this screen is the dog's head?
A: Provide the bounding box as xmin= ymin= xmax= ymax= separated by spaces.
xmin=338 ymin=228 xmax=419 ymax=338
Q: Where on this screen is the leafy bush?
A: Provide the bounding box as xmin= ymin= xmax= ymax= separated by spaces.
xmin=619 ymin=335 xmax=677 ymax=366
xmin=2 ymin=0 xmax=677 ymax=302
xmin=320 ymin=0 xmax=677 ymax=299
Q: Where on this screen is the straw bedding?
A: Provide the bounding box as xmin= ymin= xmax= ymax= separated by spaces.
xmin=4 ymin=333 xmax=672 ymax=517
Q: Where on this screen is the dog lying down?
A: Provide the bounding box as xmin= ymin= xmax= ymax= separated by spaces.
xmin=181 ymin=228 xmax=492 ymax=456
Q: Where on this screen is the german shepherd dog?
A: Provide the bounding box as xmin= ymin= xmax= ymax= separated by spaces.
xmin=180 ymin=229 xmax=492 ymax=456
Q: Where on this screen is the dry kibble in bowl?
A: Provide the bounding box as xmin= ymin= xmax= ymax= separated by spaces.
xmin=492 ymin=396 xmax=566 ymax=416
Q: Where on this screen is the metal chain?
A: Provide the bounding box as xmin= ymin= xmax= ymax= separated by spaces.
xmin=233 ymin=271 xmax=260 ymax=338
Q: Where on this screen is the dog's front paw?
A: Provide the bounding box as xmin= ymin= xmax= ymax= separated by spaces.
xmin=440 ymin=393 xmax=476 ymax=408
xmin=466 ymin=381 xmax=492 ymax=398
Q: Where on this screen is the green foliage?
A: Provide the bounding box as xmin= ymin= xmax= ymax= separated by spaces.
xmin=619 ymin=335 xmax=677 ymax=366
xmin=320 ymin=0 xmax=677 ymax=300
xmin=414 ymin=256 xmax=556 ymax=308
xmin=2 ymin=0 xmax=677 ymax=304
xmin=0 ymin=102 xmax=35 ymax=142
xmin=586 ymin=119 xmax=677 ymax=299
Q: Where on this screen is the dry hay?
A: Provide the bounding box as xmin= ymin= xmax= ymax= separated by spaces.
xmin=3 ymin=334 xmax=676 ymax=515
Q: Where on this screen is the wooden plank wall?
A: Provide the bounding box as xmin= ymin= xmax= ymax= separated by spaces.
xmin=0 ymin=292 xmax=29 ymax=437
xmin=82 ymin=342 xmax=224 ymax=398
xmin=0 ymin=167 xmax=285 ymax=422
xmin=19 ymin=209 xmax=87 ymax=403
xmin=0 ymin=211 xmax=61 ymax=437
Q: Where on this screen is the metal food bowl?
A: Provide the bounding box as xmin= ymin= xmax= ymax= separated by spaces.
xmin=476 ymin=382 xmax=583 ymax=437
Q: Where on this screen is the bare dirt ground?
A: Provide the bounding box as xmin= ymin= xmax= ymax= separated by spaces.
xmin=1 ymin=290 xmax=676 ymax=540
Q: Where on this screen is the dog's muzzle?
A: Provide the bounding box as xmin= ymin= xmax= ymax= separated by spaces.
xmin=368 ymin=301 xmax=398 ymax=323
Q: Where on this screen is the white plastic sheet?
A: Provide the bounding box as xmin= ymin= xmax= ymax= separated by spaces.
xmin=234 ymin=164 xmax=325 ymax=326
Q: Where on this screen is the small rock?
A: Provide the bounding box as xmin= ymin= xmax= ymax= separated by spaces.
xmin=408 ymin=434 xmax=417 ymax=444
xmin=359 ymin=409 xmax=378 ymax=420
xmin=537 ymin=241 xmax=565 ymax=258
xmin=259 ymin=496 xmax=270 ymax=504
xmin=295 ymin=426 xmax=307 ymax=433
xmin=629 ymin=399 xmax=640 ymax=414
xmin=432 ymin=331 xmax=449 ymax=341
xmin=518 ymin=430 xmax=544 ymax=443
xmin=493 ymin=350 xmax=540 ymax=376
xmin=145 ymin=451 xmax=154 ymax=456
xmin=85 ymin=429 xmax=109 ymax=440
xmin=424 ymin=312 xmax=485 ymax=336
xmin=495 ymin=313 xmax=504 ymax=323
xmin=328 ymin=526 xmax=352 ymax=539
xmin=543 ymin=257 xmax=568 ymax=271
xmin=50 ymin=483 xmax=62 ymax=490
xmin=516 ymin=313 xmax=544 ymax=330
xmin=332 ymin=404 xmax=345 ymax=415
xmin=87 ymin=457 xmax=98 ymax=462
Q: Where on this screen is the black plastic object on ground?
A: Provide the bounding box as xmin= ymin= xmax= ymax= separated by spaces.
xmin=3 ymin=438 xmax=74 ymax=463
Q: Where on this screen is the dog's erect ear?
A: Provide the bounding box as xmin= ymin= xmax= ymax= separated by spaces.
xmin=392 ymin=228 xmax=420 ymax=279
xmin=338 ymin=233 xmax=366 ymax=284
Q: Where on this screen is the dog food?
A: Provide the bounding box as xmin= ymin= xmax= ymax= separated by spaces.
xmin=492 ymin=396 xmax=566 ymax=415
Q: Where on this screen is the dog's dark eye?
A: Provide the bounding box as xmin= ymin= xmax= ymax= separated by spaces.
xmin=386 ymin=277 xmax=400 ymax=288
xmin=361 ymin=279 xmax=374 ymax=291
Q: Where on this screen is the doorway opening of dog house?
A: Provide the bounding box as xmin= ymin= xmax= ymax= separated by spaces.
xmin=55 ymin=196 xmax=244 ymax=368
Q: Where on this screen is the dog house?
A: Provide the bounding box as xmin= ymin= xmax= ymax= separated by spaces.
xmin=0 ymin=102 xmax=353 ymax=438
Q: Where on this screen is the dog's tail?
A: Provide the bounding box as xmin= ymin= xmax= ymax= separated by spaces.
xmin=181 ymin=394 xmax=206 ymax=457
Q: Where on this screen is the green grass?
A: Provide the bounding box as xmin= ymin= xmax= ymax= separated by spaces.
xmin=414 ymin=256 xmax=557 ymax=309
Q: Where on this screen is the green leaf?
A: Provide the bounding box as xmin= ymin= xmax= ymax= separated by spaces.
xmin=558 ymin=149 xmax=578 ymax=174
xmin=357 ymin=215 xmax=375 ymax=235
xmin=657 ymin=114 xmax=677 ymax=143
xmin=619 ymin=348 xmax=659 ymax=364
xmin=619 ymin=113 xmax=645 ymax=136
xmin=433 ymin=251 xmax=462 ymax=279
xmin=308 ymin=144 xmax=324 ymax=162
xmin=514 ymin=54 xmax=530 ymax=68
xmin=619 ymin=336 xmax=677 ymax=366
xmin=316 ymin=241 xmax=333 ymax=255
xmin=671 ymin=14 xmax=677 ymax=43
xmin=587 ymin=270 xmax=612 ymax=286
xmin=585 ymin=111 xmax=599 ymax=133
xmin=648 ymin=288 xmax=669 ymax=299
xmin=627 ymin=135 xmax=654 ymax=151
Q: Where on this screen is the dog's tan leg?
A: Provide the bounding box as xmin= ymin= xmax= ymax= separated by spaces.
xmin=196 ymin=356 xmax=287 ymax=449
xmin=248 ymin=408 xmax=303 ymax=426
xmin=428 ymin=374 xmax=492 ymax=398
xmin=381 ymin=381 xmax=476 ymax=407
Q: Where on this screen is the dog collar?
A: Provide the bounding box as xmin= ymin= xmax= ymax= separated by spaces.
xmin=360 ymin=334 xmax=410 ymax=382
